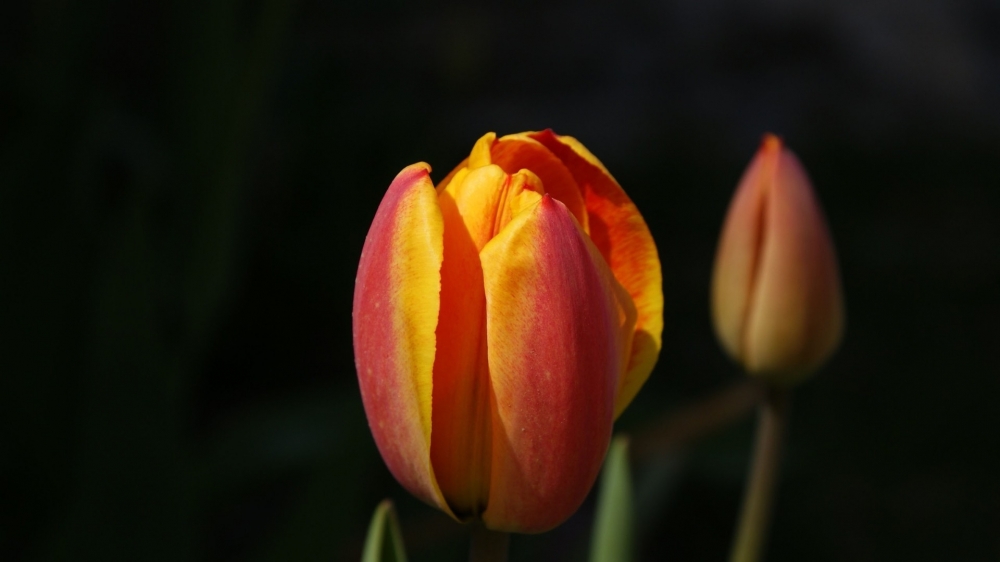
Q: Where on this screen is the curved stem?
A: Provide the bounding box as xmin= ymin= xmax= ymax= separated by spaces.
xmin=729 ymin=386 xmax=792 ymax=562
xmin=469 ymin=522 xmax=509 ymax=562
xmin=632 ymin=381 xmax=764 ymax=461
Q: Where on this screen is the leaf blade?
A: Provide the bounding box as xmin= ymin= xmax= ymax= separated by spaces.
xmin=590 ymin=435 xmax=635 ymax=562
xmin=362 ymin=500 xmax=408 ymax=562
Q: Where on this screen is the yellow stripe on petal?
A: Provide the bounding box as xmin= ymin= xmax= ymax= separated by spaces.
xmin=353 ymin=163 xmax=453 ymax=518
xmin=530 ymin=130 xmax=663 ymax=418
xmin=479 ymin=196 xmax=627 ymax=533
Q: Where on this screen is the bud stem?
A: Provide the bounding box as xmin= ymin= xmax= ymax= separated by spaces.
xmin=469 ymin=522 xmax=509 ymax=562
xmin=729 ymin=385 xmax=791 ymax=562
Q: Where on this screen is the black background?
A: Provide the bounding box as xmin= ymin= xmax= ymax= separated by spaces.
xmin=3 ymin=0 xmax=999 ymax=560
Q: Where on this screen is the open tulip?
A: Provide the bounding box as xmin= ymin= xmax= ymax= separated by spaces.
xmin=711 ymin=134 xmax=844 ymax=385
xmin=353 ymin=131 xmax=662 ymax=533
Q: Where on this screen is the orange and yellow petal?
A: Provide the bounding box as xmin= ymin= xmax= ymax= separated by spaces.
xmin=478 ymin=196 xmax=629 ymax=533
xmin=430 ymin=162 xmax=547 ymax=518
xmin=439 ymin=164 xmax=544 ymax=252
xmin=430 ymin=168 xmax=496 ymax=518
xmin=436 ymin=157 xmax=469 ymax=194
xmin=531 ymin=130 xmax=663 ymax=417
xmin=490 ymin=133 xmax=590 ymax=232
xmin=435 ymin=131 xmax=495 ymax=194
xmin=353 ymin=163 xmax=452 ymax=517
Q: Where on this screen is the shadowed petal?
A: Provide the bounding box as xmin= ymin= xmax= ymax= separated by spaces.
xmin=711 ymin=144 xmax=770 ymax=363
xmin=743 ymin=139 xmax=844 ymax=381
xmin=430 ymin=165 xmax=504 ymax=517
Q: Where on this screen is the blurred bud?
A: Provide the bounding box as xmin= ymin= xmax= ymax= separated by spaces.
xmin=711 ymin=134 xmax=844 ymax=384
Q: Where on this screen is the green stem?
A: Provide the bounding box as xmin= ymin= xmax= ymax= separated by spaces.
xmin=729 ymin=386 xmax=792 ymax=562
xmin=468 ymin=522 xmax=509 ymax=562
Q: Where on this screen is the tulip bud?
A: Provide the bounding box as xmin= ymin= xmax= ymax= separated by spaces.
xmin=711 ymin=134 xmax=844 ymax=385
xmin=354 ymin=131 xmax=663 ymax=532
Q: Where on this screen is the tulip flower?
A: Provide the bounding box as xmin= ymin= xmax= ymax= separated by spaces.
xmin=711 ymin=134 xmax=844 ymax=385
xmin=354 ymin=131 xmax=662 ymax=533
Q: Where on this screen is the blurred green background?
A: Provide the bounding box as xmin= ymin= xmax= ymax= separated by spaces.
xmin=3 ymin=0 xmax=999 ymax=560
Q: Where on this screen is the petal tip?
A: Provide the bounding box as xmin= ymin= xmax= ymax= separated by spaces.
xmin=470 ymin=134 xmax=498 ymax=168
xmin=761 ymin=133 xmax=783 ymax=154
xmin=399 ymin=161 xmax=432 ymax=177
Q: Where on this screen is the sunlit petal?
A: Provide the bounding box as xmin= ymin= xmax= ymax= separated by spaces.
xmin=479 ymin=196 xmax=632 ymax=532
xmin=354 ymin=163 xmax=452 ymax=516
xmin=530 ymin=130 xmax=663 ymax=417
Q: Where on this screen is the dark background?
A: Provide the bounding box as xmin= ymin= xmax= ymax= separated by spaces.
xmin=3 ymin=0 xmax=999 ymax=560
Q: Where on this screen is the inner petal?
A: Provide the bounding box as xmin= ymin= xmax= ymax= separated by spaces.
xmin=442 ymin=165 xmax=545 ymax=251
xmin=491 ymin=134 xmax=590 ymax=233
xmin=429 ymin=164 xmax=543 ymax=516
xmin=431 ymin=162 xmax=556 ymax=517
xmin=430 ymin=182 xmax=492 ymax=517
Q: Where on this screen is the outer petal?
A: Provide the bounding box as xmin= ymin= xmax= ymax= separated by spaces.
xmin=353 ymin=163 xmax=452 ymax=517
xmin=530 ymin=130 xmax=663 ymax=417
xmin=479 ymin=196 xmax=634 ymax=533
xmin=744 ymin=140 xmax=844 ymax=382
xmin=438 ymin=132 xmax=590 ymax=235
xmin=711 ymin=144 xmax=769 ymax=364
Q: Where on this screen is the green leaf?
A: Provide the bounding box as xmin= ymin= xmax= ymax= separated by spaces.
xmin=590 ymin=435 xmax=635 ymax=562
xmin=361 ymin=499 xmax=408 ymax=562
